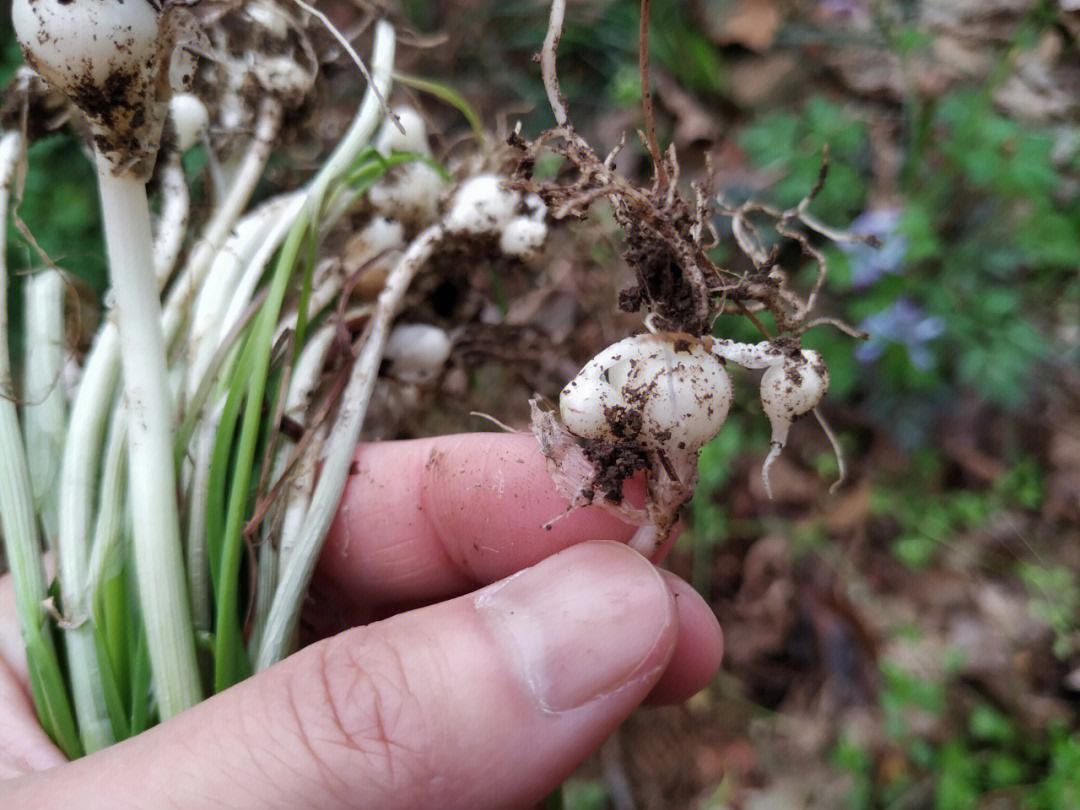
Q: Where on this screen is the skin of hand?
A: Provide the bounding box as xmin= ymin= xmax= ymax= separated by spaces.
xmin=0 ymin=433 xmax=723 ymax=810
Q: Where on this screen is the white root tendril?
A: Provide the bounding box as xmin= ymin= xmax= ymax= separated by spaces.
xmin=814 ymin=406 xmax=846 ymax=495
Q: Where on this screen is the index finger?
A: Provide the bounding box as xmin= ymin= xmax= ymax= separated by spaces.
xmin=317 ymin=433 xmax=648 ymax=607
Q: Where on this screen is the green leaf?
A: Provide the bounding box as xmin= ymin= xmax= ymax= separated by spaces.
xmin=25 ymin=632 xmax=83 ymax=759
xmin=393 ymin=72 xmax=485 ymax=140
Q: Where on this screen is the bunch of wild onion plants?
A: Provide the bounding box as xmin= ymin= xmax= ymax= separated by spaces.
xmin=0 ymin=9 xmax=437 ymax=757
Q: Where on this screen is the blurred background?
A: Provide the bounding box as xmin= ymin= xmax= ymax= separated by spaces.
xmin=4 ymin=0 xmax=1080 ymax=806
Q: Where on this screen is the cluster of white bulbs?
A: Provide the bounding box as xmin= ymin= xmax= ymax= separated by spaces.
xmin=557 ymin=332 xmax=830 ymax=503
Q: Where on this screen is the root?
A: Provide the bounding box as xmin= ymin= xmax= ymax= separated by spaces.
xmin=814 ymin=406 xmax=847 ymax=495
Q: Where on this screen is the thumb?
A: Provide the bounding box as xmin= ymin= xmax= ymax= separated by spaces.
xmin=6 ymin=542 xmax=678 ymax=810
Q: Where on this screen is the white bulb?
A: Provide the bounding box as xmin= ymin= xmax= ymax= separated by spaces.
xmin=560 ymin=334 xmax=732 ymax=453
xmin=522 ymin=192 xmax=548 ymax=224
xmin=385 ymin=324 xmax=452 ymax=384
xmin=13 ymin=0 xmax=196 ymax=177
xmin=760 ymin=350 xmax=829 ymax=430
xmin=758 ymin=349 xmax=829 ymax=499
xmin=370 ymin=163 xmax=445 ymax=225
xmin=356 ymin=216 xmax=406 ymax=260
xmin=13 ymin=0 xmax=160 ymax=97
xmin=245 ymin=0 xmax=291 ymax=39
xmin=445 ymin=174 xmax=520 ymax=235
xmin=499 ymin=217 xmax=547 ymax=258
xmin=559 ymin=338 xmax=633 ymax=440
xmin=169 ymin=93 xmax=209 ymax=152
xmin=636 ymin=341 xmax=732 ymax=453
xmin=375 ymin=107 xmax=431 ymax=156
xmin=13 ymin=0 xmax=175 ymax=175
xmin=252 ymin=56 xmax=316 ymax=103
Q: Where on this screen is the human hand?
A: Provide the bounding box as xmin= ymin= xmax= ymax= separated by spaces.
xmin=0 ymin=433 xmax=723 ymax=809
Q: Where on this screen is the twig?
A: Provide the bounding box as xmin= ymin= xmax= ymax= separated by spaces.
xmin=541 ymin=0 xmax=570 ymax=127
xmin=638 ymin=0 xmax=668 ymax=190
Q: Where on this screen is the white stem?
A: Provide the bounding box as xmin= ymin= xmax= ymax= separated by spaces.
xmin=219 ymin=194 xmax=307 ymax=340
xmin=191 ymin=19 xmax=395 ymax=398
xmin=188 ymin=22 xmax=396 ymax=649
xmin=86 ymin=407 xmax=127 ymax=600
xmin=153 ymin=153 xmax=190 ymax=287
xmin=55 ymin=328 xmax=121 ymax=754
xmin=59 ymin=328 xmax=120 ymax=603
xmin=184 ymin=402 xmax=220 ymax=634
xmin=162 ymin=98 xmax=284 ymax=357
xmin=62 ymin=102 xmax=286 ymax=626
xmin=0 ymin=130 xmax=52 ymax=668
xmin=183 ymin=193 xmax=300 ymax=405
xmin=275 ymin=325 xmax=336 ymax=575
xmin=307 ymin=21 xmax=396 ymax=205
xmin=22 ymin=268 xmax=67 ymax=552
xmin=277 ymin=422 xmax=327 ymax=578
xmin=96 ymin=160 xmax=201 ymax=719
xmin=257 ymin=223 xmax=442 ymax=671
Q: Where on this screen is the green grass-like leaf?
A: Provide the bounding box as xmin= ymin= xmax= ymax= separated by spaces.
xmin=394 ymin=72 xmax=485 ymax=140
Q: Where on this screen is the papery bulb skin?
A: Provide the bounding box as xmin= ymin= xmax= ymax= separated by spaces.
xmin=13 ymin=0 xmax=177 ymax=177
xmin=711 ymin=338 xmax=785 ymax=370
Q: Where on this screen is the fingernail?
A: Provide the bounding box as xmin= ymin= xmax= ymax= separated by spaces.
xmin=475 ymin=541 xmax=674 ymax=713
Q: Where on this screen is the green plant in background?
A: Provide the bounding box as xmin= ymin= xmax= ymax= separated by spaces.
xmin=739 ymin=97 xmax=871 ymax=224
xmin=562 ymin=778 xmax=610 ymax=810
xmin=684 ymin=424 xmax=746 ymax=596
xmin=738 ymin=28 xmax=1077 ymax=441
xmin=872 ymin=456 xmax=1043 ymax=569
xmin=1020 ymin=562 xmax=1080 ymax=659
xmin=441 ymin=0 xmax=727 ymax=136
xmin=831 ymin=640 xmax=1080 ymax=809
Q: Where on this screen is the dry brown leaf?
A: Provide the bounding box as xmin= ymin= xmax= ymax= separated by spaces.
xmin=729 ymin=52 xmax=800 ymax=108
xmin=706 ymin=0 xmax=782 ymax=53
xmin=824 ymin=480 xmax=872 ymax=534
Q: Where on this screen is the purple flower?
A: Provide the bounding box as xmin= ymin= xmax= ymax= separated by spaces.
xmin=856 ymin=299 xmax=945 ymax=371
xmin=819 ymin=0 xmax=871 ymax=23
xmin=842 ymin=208 xmax=907 ymax=289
